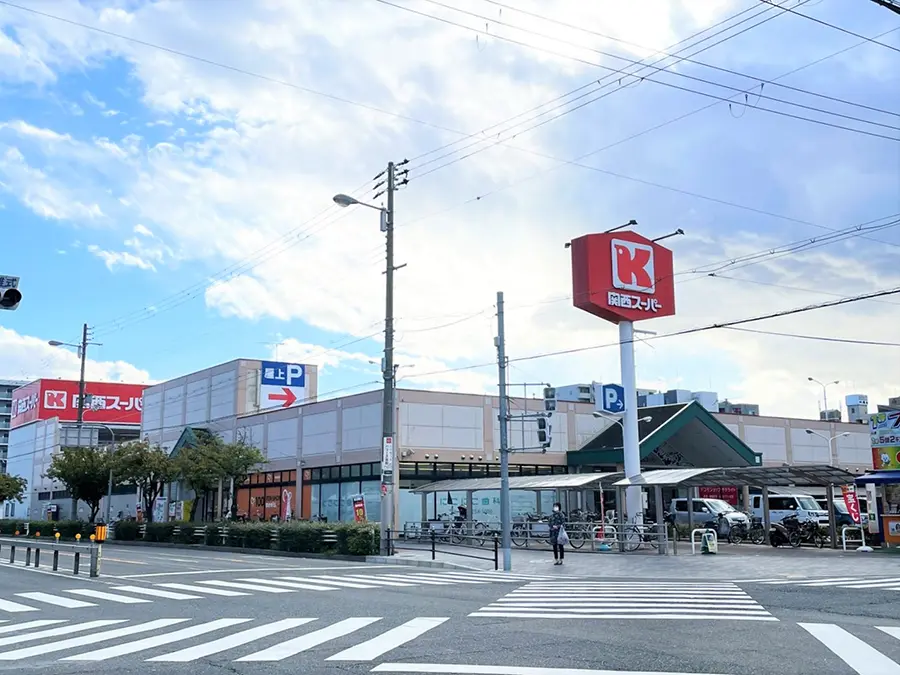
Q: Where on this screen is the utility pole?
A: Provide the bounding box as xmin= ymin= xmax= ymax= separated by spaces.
xmin=495 ymin=291 xmax=511 ymax=571
xmin=77 ymin=323 xmax=89 ymax=428
xmin=870 ymin=0 xmax=900 ymax=16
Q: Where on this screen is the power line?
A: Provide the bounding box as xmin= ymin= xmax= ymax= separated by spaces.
xmin=415 ymin=0 xmax=898 ymax=132
xmin=765 ymin=0 xmax=900 ymax=54
xmin=479 ymin=0 xmax=900 ymax=119
xmin=721 ymin=326 xmax=900 ymax=346
xmin=395 ymin=26 xmax=900 ymax=236
xmin=401 ymin=283 xmax=900 ymax=381
xmin=376 ymin=0 xmax=899 ymax=146
xmin=703 ymin=273 xmax=900 ymax=308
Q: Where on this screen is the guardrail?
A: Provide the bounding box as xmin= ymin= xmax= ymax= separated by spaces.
xmin=132 ymin=523 xmax=341 ymax=548
xmin=0 ymin=536 xmax=101 ymax=577
xmin=841 ymin=525 xmax=864 ymax=551
xmin=388 ymin=528 xmax=500 ymax=569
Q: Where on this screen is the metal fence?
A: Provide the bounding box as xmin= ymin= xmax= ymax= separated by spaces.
xmin=0 ymin=536 xmax=102 ymax=577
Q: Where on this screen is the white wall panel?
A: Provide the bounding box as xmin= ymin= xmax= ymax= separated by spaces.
xmin=723 ymin=423 xmax=740 ymax=436
xmin=162 ymin=386 xmax=185 ymax=429
xmin=185 ymin=379 xmax=210 ymax=426
xmin=141 ymin=390 xmax=163 ymax=432
xmin=575 ymin=413 xmax=612 ymax=448
xmin=342 ymin=403 xmax=381 ymax=451
xmin=400 ymin=403 xmax=482 ymax=450
xmin=210 ymin=371 xmax=237 ymax=419
xmin=302 ymin=410 xmax=338 ymax=456
xmin=743 ymin=425 xmax=787 ymax=463
xmin=266 ymin=418 xmax=298 ymax=460
xmin=790 ymin=428 xmax=830 ymax=463
xmin=835 ymin=432 xmax=873 ymax=467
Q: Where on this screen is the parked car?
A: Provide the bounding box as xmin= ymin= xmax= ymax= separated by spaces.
xmin=669 ymin=497 xmax=749 ymax=535
xmin=750 ymin=493 xmax=829 ymax=526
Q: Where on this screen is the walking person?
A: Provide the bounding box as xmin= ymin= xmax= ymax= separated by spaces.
xmin=549 ymin=502 xmax=568 ymax=565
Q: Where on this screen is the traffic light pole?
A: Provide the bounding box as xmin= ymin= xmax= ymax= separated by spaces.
xmin=495 ymin=291 xmax=512 ymax=572
xmin=77 ymin=323 xmax=88 ymax=427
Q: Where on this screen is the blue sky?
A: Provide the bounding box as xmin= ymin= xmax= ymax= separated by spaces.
xmin=1 ymin=0 xmax=898 ymax=419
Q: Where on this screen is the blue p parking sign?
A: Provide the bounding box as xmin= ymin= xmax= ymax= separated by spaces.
xmin=601 ymin=383 xmax=626 ymax=414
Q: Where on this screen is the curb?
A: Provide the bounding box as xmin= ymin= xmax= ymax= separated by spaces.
xmin=103 ymin=540 xmax=367 ymax=563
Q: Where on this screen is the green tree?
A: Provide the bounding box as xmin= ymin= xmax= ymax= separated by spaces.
xmin=113 ymin=440 xmax=177 ymax=523
xmin=46 ymin=447 xmax=111 ymax=523
xmin=218 ymin=439 xmax=265 ymax=519
xmin=175 ymin=438 xmax=227 ymax=522
xmin=0 ymin=474 xmax=27 ymax=505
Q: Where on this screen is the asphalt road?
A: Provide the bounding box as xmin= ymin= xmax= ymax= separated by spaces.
xmin=1 ymin=545 xmax=898 ymax=674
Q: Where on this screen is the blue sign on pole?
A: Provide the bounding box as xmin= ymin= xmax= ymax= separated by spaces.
xmin=600 ymin=383 xmax=626 ymax=414
xmin=261 ymin=361 xmax=306 ymax=387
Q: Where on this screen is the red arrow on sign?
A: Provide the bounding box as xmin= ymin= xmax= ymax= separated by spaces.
xmin=268 ymin=387 xmax=297 ymax=408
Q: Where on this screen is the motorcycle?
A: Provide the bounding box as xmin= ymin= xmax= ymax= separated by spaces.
xmin=770 ymin=514 xmax=802 ymax=548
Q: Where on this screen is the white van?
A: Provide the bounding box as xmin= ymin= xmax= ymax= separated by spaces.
xmin=750 ymin=493 xmax=829 ymax=525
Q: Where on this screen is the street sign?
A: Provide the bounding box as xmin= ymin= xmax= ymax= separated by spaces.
xmin=600 ymin=383 xmax=626 ymax=414
xmin=259 ymin=361 xmax=307 ymax=410
xmin=382 ymin=436 xmax=394 ymax=477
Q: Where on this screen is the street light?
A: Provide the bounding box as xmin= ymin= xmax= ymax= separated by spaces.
xmin=808 ymin=377 xmax=839 ymax=415
xmin=594 ymin=411 xmax=653 ymax=427
xmin=804 ymin=429 xmax=850 ymax=463
xmin=333 ymin=178 xmax=398 ymax=556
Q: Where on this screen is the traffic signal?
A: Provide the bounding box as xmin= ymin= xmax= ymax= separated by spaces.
xmin=543 ymin=386 xmax=556 ymax=412
xmin=0 ymin=275 xmax=21 ymax=311
xmin=536 ymin=416 xmax=552 ymax=452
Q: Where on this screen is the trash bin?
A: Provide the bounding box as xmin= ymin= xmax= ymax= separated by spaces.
xmin=94 ymin=524 xmax=108 ymax=543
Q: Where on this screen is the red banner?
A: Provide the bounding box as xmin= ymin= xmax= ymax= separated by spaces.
xmin=11 ymin=379 xmax=146 ymax=429
xmin=841 ymin=484 xmax=861 ymax=525
xmin=698 ymin=486 xmax=739 ymax=506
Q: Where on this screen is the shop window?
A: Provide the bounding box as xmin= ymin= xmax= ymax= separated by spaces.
xmin=310 ymin=484 xmax=321 ymax=519
xmin=360 ymin=481 xmax=381 ymax=522
xmin=361 ymin=464 xmax=373 ymax=477
xmin=320 ymin=483 xmax=339 ymax=522
xmin=340 ymin=481 xmax=361 ymax=521
xmin=37 ymin=491 xmax=51 ymax=501
xmin=373 ymin=462 xmax=382 ymax=476
xmin=340 ymin=466 xmax=351 ymax=479
xmin=350 ymin=465 xmax=361 ymax=478
xmin=288 ymin=470 xmax=296 ymax=482
xmin=311 ymin=468 xmax=321 ymax=481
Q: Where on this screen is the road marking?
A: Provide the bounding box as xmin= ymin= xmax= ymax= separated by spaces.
xmin=0 ymin=620 xmax=126 ymax=649
xmin=15 ymin=592 xmax=96 ymax=608
xmin=789 ymin=577 xmax=862 ymax=586
xmin=113 ymin=564 xmax=401 ymax=579
xmin=97 ymin=557 xmax=148 ymax=565
xmin=65 ymin=589 xmax=152 ymax=604
xmin=327 ymin=617 xmax=449 ymax=661
xmin=0 ymin=598 xmax=37 ymax=613
xmin=800 ymin=623 xmax=900 ymax=674
xmin=110 ymin=585 xmax=202 ymax=600
xmin=235 ymin=577 xmax=338 ymax=591
xmin=372 ymin=663 xmax=732 ymax=674
xmin=147 ymin=618 xmax=314 ymax=662
xmin=235 ymin=617 xmax=381 ymax=661
xmin=62 ymin=618 xmax=252 ymax=661
xmin=332 ymin=575 xmax=418 ymax=587
xmin=835 ymin=578 xmax=900 ymax=588
xmin=157 ymin=582 xmax=249 ymax=596
xmin=0 ymin=620 xmax=67 ymax=635
xmin=0 ymin=619 xmax=187 ymax=661
xmin=879 ymin=626 xmax=900 ymax=640
xmin=402 ymin=573 xmax=486 ymax=585
xmin=469 ymin=612 xmax=779 ymax=620
xmin=199 ymin=580 xmax=294 ymax=593
xmin=272 ymin=576 xmax=377 ymax=589
xmin=371 ymin=575 xmax=453 ymax=586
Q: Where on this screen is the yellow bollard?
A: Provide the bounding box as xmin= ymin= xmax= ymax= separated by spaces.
xmin=14 ymin=530 xmax=19 ymax=536
xmin=89 ymin=534 xmax=95 ymax=542
xmin=35 ymin=532 xmax=40 ymax=537
xmin=55 ymin=532 xmax=60 ymax=540
xmin=75 ymin=533 xmax=81 ymax=541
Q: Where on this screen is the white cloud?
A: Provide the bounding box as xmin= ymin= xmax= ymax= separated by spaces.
xmin=0 ymin=0 xmax=897 ymax=421
xmin=0 ymin=326 xmax=152 ymax=384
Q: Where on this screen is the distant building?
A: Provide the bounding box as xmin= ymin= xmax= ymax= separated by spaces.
xmin=820 ymin=409 xmax=842 ymax=422
xmin=717 ymin=400 xmax=760 ymax=416
xmin=0 ymin=379 xmax=28 ymax=474
xmin=845 ymin=395 xmax=869 ymax=425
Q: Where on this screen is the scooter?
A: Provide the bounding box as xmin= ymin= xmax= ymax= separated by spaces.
xmin=769 ymin=514 xmax=802 ymax=548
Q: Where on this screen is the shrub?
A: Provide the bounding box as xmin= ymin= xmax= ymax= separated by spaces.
xmin=54 ymin=520 xmax=93 ymax=540
xmin=278 ymin=521 xmax=328 ymax=554
xmin=333 ymin=523 xmax=378 ymax=556
xmin=226 ymin=522 xmax=273 ymax=549
xmin=112 ymin=520 xmax=140 ymax=541
xmin=144 ymin=522 xmax=177 ymax=543
xmin=0 ymin=519 xmax=19 ymax=535
xmin=26 ymin=520 xmax=55 ymax=537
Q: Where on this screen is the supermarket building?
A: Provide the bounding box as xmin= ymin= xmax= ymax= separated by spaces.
xmin=140 ymin=360 xmax=875 ymax=528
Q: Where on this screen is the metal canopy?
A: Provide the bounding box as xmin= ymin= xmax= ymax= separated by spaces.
xmin=612 ymin=465 xmax=860 ymax=488
xmin=411 ymin=472 xmax=624 ymax=494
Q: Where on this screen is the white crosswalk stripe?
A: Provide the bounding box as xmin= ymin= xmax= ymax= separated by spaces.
xmin=470 ymin=582 xmax=777 ymax=621
xmin=800 ymin=623 xmax=900 ymax=674
xmin=742 ymin=577 xmax=900 ymax=590
xmin=0 ymin=569 xmax=565 ymax=615
xmin=0 ymin=615 xmax=449 ymax=663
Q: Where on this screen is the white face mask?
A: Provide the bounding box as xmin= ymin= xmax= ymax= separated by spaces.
xmin=553 ymin=507 xmax=560 ymax=512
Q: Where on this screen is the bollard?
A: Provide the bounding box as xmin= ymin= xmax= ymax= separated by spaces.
xmin=431 ymin=529 xmax=436 ymax=561
xmin=74 ymin=551 xmax=80 ymax=575
xmin=25 ymin=547 xmax=31 ymax=566
xmin=8 ymin=543 xmax=14 ymax=564
xmin=53 ymin=549 xmax=59 ymax=571
xmin=89 ymin=545 xmax=100 ymax=578
xmin=493 ymin=535 xmax=499 ymax=570
xmin=34 ymin=547 xmax=40 ymax=568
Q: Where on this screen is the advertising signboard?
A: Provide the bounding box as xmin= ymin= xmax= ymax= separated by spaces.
xmin=841 ymin=484 xmax=861 ymax=524
xmin=10 ymin=379 xmax=146 ymax=429
xmin=570 ymin=231 xmax=676 ymax=324
xmin=870 ymin=411 xmax=900 ymax=470
xmin=259 ymin=361 xmax=307 ymax=411
xmin=352 ymin=494 xmax=367 ymax=522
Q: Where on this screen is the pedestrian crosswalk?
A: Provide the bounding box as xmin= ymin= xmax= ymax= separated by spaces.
xmin=739 ymin=577 xmax=900 ymax=590
xmin=1 ymin=569 xmax=558 ymax=614
xmin=0 ymin=615 xmax=448 ymax=663
xmin=800 ymin=622 xmax=900 ymax=675
xmin=469 ymin=581 xmax=777 ymax=620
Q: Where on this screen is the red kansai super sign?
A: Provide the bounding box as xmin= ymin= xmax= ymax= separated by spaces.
xmin=571 ymin=231 xmax=676 ymax=323
xmin=10 ymin=379 xmax=146 ymax=429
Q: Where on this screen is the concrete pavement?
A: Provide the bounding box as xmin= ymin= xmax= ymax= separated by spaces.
xmin=1 ymin=545 xmax=899 ymax=674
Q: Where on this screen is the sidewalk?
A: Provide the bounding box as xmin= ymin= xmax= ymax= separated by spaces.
xmin=377 ymin=541 xmax=900 ymax=580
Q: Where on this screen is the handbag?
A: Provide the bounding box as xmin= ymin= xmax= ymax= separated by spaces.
xmin=557 ymin=525 xmax=570 ymax=547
